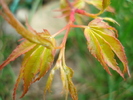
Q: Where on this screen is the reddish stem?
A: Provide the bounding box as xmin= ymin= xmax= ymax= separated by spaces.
xmin=69 ymin=9 xmax=75 ymax=23
xmin=55 ymin=25 xmax=71 ymax=49
xmin=51 ymin=25 xmax=68 ymax=37
xmin=75 ymin=9 xmax=97 ymax=18
xmin=70 ymin=24 xmax=87 ymax=28
xmin=62 ymin=25 xmax=70 ymax=45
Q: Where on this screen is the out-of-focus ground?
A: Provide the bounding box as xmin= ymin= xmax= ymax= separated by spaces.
xmin=0 ymin=0 xmax=133 ymax=100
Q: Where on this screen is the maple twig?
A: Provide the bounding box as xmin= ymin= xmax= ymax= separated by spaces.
xmin=62 ymin=47 xmax=66 ymax=65
xmin=61 ymin=25 xmax=71 ymax=47
xmin=70 ymin=24 xmax=88 ymax=28
xmin=51 ymin=25 xmax=68 ymax=38
xmin=55 ymin=25 xmax=70 ymax=49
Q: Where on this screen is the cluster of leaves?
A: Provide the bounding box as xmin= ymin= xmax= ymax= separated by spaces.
xmin=0 ymin=0 xmax=130 ymax=100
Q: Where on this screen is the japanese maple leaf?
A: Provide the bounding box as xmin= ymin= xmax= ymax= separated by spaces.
xmin=84 ymin=18 xmax=130 ymax=78
xmin=0 ymin=0 xmax=56 ymax=99
xmin=85 ymin=0 xmax=115 ymax=13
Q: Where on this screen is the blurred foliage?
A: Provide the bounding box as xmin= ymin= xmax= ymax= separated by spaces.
xmin=0 ymin=0 xmax=133 ymax=100
xmin=0 ymin=18 xmax=16 ymax=100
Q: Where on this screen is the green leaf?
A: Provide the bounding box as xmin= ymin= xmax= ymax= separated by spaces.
xmin=102 ymin=0 xmax=110 ymax=11
xmin=18 ymin=45 xmax=55 ymax=98
xmin=92 ymin=28 xmax=130 ymax=75
xmin=84 ymin=28 xmax=111 ymax=75
xmin=34 ymin=47 xmax=55 ymax=81
xmin=20 ymin=45 xmax=45 ymax=97
xmin=85 ymin=0 xmax=114 ymax=13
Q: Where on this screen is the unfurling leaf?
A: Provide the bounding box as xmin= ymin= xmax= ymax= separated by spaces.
xmin=44 ymin=61 xmax=78 ymax=100
xmin=84 ymin=18 xmax=130 ymax=78
xmin=44 ymin=69 xmax=55 ymax=94
xmin=60 ymin=65 xmax=78 ymax=100
xmin=44 ymin=64 xmax=60 ymax=94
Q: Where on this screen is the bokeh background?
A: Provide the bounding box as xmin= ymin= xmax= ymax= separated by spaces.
xmin=0 ymin=0 xmax=133 ymax=100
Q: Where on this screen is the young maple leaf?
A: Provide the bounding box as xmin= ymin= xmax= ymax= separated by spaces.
xmin=0 ymin=39 xmax=55 ymax=99
xmin=44 ymin=61 xmax=78 ymax=100
xmin=85 ymin=0 xmax=115 ymax=13
xmin=60 ymin=65 xmax=77 ymax=100
xmin=84 ymin=18 xmax=130 ymax=78
xmin=12 ymin=40 xmax=55 ymax=99
xmin=0 ymin=0 xmax=56 ymax=99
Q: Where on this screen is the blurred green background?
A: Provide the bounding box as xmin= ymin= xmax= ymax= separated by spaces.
xmin=0 ymin=0 xmax=133 ymax=100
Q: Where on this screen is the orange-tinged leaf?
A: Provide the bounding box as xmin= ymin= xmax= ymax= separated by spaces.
xmin=92 ymin=28 xmax=130 ymax=76
xmin=84 ymin=29 xmax=111 ymax=75
xmin=68 ymin=78 xmax=77 ymax=100
xmin=23 ymin=45 xmax=54 ymax=97
xmin=92 ymin=30 xmax=124 ymax=77
xmin=89 ymin=18 xmax=118 ymax=37
xmin=13 ymin=70 xmax=23 ymax=100
xmin=0 ymin=40 xmax=36 ymax=70
xmin=13 ymin=45 xmax=38 ymax=100
xmin=84 ymin=18 xmax=130 ymax=78
xmin=11 ymin=44 xmax=55 ymax=99
xmin=20 ymin=45 xmax=45 ymax=97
